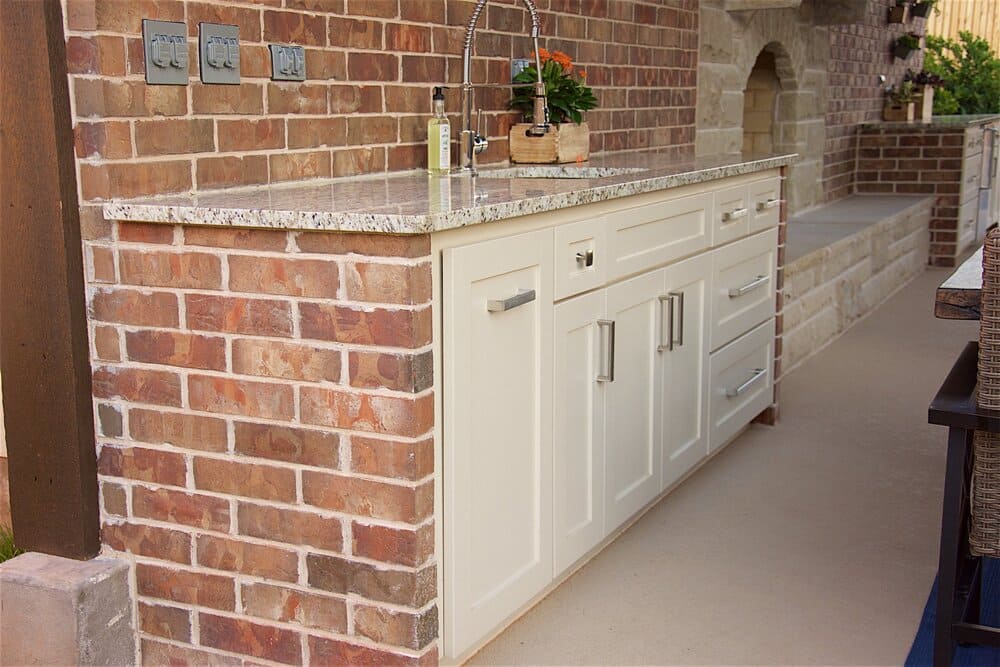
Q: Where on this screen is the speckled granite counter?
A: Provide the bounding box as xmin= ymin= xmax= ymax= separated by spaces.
xmin=103 ymin=151 xmax=796 ymax=235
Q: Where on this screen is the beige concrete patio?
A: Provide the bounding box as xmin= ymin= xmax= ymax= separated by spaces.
xmin=472 ymin=266 xmax=977 ymax=665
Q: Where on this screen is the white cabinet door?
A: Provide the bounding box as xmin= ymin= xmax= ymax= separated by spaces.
xmin=660 ymin=252 xmax=712 ymax=491
xmin=605 ymin=270 xmax=663 ymax=529
xmin=443 ymin=228 xmax=554 ymax=659
xmin=553 ymin=291 xmax=607 ymax=575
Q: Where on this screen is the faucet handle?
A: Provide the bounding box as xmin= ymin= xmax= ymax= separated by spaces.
xmin=474 ymin=108 xmax=489 ymax=155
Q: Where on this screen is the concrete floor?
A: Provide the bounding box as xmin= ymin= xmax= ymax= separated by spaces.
xmin=471 ymin=267 xmax=978 ymax=666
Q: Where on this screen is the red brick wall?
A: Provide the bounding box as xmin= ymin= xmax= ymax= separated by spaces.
xmin=824 ymin=0 xmax=926 ymax=202
xmin=65 ymin=0 xmax=699 ymax=206
xmin=87 ymin=223 xmax=437 ymax=664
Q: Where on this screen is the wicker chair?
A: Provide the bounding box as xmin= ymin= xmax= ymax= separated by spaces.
xmin=929 ymin=227 xmax=1000 ymax=665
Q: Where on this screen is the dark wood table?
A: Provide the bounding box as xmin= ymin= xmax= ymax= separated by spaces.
xmin=935 ymin=247 xmax=983 ymax=320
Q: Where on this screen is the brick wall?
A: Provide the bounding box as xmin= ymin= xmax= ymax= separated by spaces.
xmin=64 ymin=0 xmax=699 ymax=208
xmin=86 ymin=222 xmax=436 ymax=664
xmin=824 ymin=0 xmax=926 ymax=202
xmin=856 ymin=125 xmax=972 ymax=267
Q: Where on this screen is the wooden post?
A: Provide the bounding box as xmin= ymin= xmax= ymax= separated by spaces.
xmin=0 ymin=0 xmax=100 ymax=559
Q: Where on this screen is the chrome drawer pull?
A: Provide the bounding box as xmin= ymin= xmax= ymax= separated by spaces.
xmin=670 ymin=290 xmax=684 ymax=347
xmin=597 ymin=319 xmax=615 ymax=382
xmin=722 ymin=207 xmax=748 ymax=222
xmin=575 ymin=250 xmax=595 ymax=267
xmin=726 ymin=367 xmax=767 ymax=398
xmin=728 ymin=274 xmax=769 ymax=298
xmin=756 ymin=198 xmax=780 ymax=212
xmin=487 ymin=289 xmax=535 ymax=313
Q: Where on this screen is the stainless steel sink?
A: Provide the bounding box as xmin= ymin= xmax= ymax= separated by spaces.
xmin=475 ymin=166 xmax=649 ymax=180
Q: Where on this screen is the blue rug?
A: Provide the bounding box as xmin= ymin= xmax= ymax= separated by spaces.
xmin=906 ymin=558 xmax=1000 ymax=666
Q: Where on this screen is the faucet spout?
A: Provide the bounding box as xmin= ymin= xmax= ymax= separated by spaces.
xmin=460 ymin=0 xmax=550 ymax=174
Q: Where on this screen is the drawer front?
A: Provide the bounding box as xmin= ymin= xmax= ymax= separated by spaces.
xmin=708 ymin=319 xmax=774 ymax=452
xmin=962 ymin=153 xmax=983 ymax=203
xmin=710 ymin=228 xmax=778 ymax=350
xmin=749 ymin=177 xmax=781 ymax=234
xmin=555 ymin=217 xmax=607 ymax=300
xmin=607 ymin=192 xmax=710 ymax=280
xmin=711 ymin=184 xmax=750 ymax=247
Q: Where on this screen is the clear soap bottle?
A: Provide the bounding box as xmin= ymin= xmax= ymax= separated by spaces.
xmin=427 ymin=87 xmax=451 ymax=176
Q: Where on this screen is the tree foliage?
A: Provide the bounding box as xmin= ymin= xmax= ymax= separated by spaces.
xmin=923 ymin=31 xmax=1000 ymax=115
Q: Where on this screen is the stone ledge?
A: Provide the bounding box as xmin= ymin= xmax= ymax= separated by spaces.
xmin=0 ymin=552 xmax=135 ymax=665
xmin=723 ymin=0 xmax=801 ymax=10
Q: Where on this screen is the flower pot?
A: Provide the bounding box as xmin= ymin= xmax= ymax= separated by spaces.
xmin=913 ymin=86 xmax=934 ymax=122
xmin=911 ymin=2 xmax=932 ymax=18
xmin=884 ymin=101 xmax=915 ymax=122
xmin=509 ymin=122 xmax=590 ymax=164
xmin=887 ymin=4 xmax=908 ymax=23
xmin=893 ymin=43 xmax=917 ymax=60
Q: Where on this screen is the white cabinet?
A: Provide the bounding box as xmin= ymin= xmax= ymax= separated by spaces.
xmin=660 ymin=253 xmax=712 ymax=491
xmin=708 ymin=319 xmax=775 ymax=451
xmin=443 ymin=228 xmax=554 ymax=659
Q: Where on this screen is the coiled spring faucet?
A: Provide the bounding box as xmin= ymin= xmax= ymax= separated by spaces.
xmin=460 ymin=0 xmax=550 ymax=174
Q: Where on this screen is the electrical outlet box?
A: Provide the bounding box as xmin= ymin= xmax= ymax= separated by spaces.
xmin=269 ymin=44 xmax=306 ymax=81
xmin=142 ymin=19 xmax=188 ymax=85
xmin=199 ymin=23 xmax=240 ymax=85
xmin=512 ymin=58 xmax=530 ymax=81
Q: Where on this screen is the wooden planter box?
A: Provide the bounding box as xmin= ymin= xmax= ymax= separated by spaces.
xmin=893 ymin=43 xmax=917 ymax=60
xmin=884 ymin=101 xmax=915 ymax=122
xmin=911 ymin=2 xmax=933 ymax=18
xmin=887 ymin=4 xmax=908 ymax=23
xmin=509 ymin=122 xmax=590 ymax=164
xmin=914 ymin=86 xmax=935 ymax=122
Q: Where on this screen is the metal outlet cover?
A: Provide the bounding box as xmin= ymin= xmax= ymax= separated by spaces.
xmin=269 ymin=44 xmax=306 ymax=81
xmin=142 ymin=19 xmax=188 ymax=85
xmin=199 ymin=23 xmax=240 ymax=85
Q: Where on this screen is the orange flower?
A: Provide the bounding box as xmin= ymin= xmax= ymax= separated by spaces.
xmin=532 ymin=48 xmax=574 ymax=73
xmin=578 ymin=69 xmax=587 ymax=79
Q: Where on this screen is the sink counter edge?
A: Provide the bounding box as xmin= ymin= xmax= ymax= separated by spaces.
xmin=102 ymin=152 xmax=797 ymax=235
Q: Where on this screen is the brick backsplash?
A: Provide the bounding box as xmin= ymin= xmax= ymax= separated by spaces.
xmin=88 ymin=223 xmax=437 ymax=664
xmin=64 ymin=0 xmax=699 ymax=205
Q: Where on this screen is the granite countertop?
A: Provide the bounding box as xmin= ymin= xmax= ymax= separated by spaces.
xmin=861 ymin=113 xmax=1000 ymax=131
xmin=103 ymin=150 xmax=797 ymax=235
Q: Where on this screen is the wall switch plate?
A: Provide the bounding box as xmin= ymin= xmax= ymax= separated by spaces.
xmin=269 ymin=44 xmax=306 ymax=81
xmin=142 ymin=19 xmax=188 ymax=85
xmin=199 ymin=23 xmax=240 ymax=85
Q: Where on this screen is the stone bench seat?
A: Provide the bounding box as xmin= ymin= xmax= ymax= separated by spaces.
xmin=783 ymin=194 xmax=932 ymax=373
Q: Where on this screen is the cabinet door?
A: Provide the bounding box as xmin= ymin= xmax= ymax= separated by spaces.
xmin=553 ymin=291 xmax=607 ymax=575
xmin=660 ymin=252 xmax=712 ymax=491
xmin=443 ymin=229 xmax=553 ymax=659
xmin=605 ymin=270 xmax=663 ymax=529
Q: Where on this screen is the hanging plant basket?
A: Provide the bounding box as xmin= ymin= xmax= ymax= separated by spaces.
xmin=911 ymin=2 xmax=934 ymax=18
xmin=893 ymin=34 xmax=922 ymax=60
xmin=887 ymin=4 xmax=908 ymax=23
xmin=883 ymin=102 xmax=915 ymax=122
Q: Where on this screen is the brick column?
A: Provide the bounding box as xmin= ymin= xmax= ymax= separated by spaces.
xmin=85 ymin=221 xmax=436 ymax=665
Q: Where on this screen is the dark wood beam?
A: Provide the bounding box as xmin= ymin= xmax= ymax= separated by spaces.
xmin=0 ymin=0 xmax=100 ymax=558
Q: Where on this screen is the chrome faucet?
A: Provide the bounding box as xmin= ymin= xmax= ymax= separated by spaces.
xmin=460 ymin=0 xmax=550 ymax=174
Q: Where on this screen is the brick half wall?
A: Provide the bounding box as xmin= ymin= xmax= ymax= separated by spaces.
xmin=86 ymin=222 xmax=436 ymax=665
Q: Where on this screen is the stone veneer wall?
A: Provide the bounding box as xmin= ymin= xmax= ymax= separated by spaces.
xmin=696 ymin=0 xmax=924 ymax=214
xmin=86 ymin=223 xmax=436 ymax=664
xmin=856 ymin=125 xmax=974 ymax=267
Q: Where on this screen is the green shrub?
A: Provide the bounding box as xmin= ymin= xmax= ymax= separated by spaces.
xmin=923 ymin=31 xmax=1000 ymax=115
xmin=0 ymin=526 xmax=22 ymax=562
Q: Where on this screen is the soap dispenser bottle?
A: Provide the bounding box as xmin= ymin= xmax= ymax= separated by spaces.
xmin=427 ymin=87 xmax=451 ymax=175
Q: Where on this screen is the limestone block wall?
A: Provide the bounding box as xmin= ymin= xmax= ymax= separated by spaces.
xmin=782 ymin=199 xmax=931 ymax=374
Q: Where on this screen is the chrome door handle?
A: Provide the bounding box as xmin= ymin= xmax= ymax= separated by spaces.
xmin=597 ymin=319 xmax=615 ymax=382
xmin=722 ymin=207 xmax=748 ymax=222
xmin=725 ymin=368 xmax=767 ymax=398
xmin=658 ymin=295 xmax=674 ymax=352
xmin=487 ymin=289 xmax=535 ymax=312
xmin=756 ymin=198 xmax=780 ymax=211
xmin=729 ymin=274 xmax=769 ymax=298
xmin=669 ymin=290 xmax=685 ymax=347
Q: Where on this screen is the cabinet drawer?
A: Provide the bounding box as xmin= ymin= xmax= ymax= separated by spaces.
xmin=749 ymin=177 xmax=781 ymax=233
xmin=607 ymin=192 xmax=710 ymax=280
xmin=555 ymin=217 xmax=607 ymax=300
xmin=708 ymin=319 xmax=774 ymax=452
xmin=962 ymin=153 xmax=983 ymax=203
xmin=710 ymin=228 xmax=778 ymax=350
xmin=711 ymin=184 xmax=750 ymax=246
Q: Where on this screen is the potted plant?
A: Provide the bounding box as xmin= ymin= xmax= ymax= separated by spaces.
xmin=904 ymin=69 xmax=944 ymax=121
xmin=893 ymin=33 xmax=922 ymax=60
xmin=508 ymin=49 xmax=598 ymax=164
xmin=887 ymin=2 xmax=908 ymax=23
xmin=884 ymin=80 xmax=917 ymax=121
xmin=911 ymin=0 xmax=938 ymax=18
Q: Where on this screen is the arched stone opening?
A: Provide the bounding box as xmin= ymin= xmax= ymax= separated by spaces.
xmin=742 ymin=50 xmax=780 ymax=155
